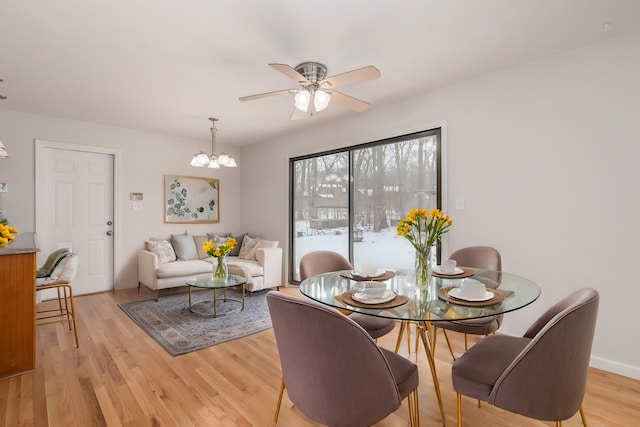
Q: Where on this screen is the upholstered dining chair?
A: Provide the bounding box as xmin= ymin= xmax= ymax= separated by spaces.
xmin=432 ymin=246 xmax=503 ymax=360
xmin=36 ymin=253 xmax=80 ymax=348
xmin=451 ymin=288 xmax=599 ymax=427
xmin=299 ymin=250 xmax=396 ymax=340
xmin=267 ymin=291 xmax=419 ymax=427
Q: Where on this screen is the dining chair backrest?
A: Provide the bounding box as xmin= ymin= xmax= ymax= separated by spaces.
xmin=449 ymin=245 xmax=502 ymax=271
xmin=489 ymin=288 xmax=599 ymax=420
xmin=267 ymin=291 xmax=405 ymax=426
xmin=299 ymin=250 xmax=352 ymax=281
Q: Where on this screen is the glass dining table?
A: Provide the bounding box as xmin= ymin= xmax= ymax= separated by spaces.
xmin=299 ymin=268 xmax=541 ymax=427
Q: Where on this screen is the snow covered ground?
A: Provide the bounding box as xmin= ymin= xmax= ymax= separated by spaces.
xmin=293 ymin=225 xmax=420 ymax=280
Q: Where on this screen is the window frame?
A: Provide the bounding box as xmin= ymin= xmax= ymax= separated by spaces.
xmin=288 ymin=127 xmax=443 ymax=284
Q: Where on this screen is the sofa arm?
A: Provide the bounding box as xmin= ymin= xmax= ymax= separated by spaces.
xmin=255 ymin=247 xmax=283 ymax=288
xmin=138 ymin=250 xmax=159 ymax=289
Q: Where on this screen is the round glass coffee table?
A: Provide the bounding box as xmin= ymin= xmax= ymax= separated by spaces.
xmin=186 ymin=274 xmax=247 ymax=317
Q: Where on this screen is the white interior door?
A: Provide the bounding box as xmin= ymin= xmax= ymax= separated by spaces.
xmin=36 ymin=143 xmax=115 ymax=296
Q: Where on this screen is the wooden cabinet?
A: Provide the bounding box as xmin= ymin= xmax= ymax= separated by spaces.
xmin=0 ymin=233 xmax=38 ymax=379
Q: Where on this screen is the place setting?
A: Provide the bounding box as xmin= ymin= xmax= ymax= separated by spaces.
xmin=438 ymin=277 xmax=511 ymax=307
xmin=338 ymin=280 xmax=409 ymax=309
xmin=339 ymin=262 xmax=396 ymax=281
xmin=431 ymin=259 xmax=475 ymax=278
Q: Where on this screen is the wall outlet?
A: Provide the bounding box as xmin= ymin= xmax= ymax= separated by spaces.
xmin=0 ymin=183 xmax=7 ymax=192
xmin=0 ymin=208 xmax=6 ymax=218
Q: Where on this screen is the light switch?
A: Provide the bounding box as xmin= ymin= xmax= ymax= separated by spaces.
xmin=455 ymin=196 xmax=465 ymax=210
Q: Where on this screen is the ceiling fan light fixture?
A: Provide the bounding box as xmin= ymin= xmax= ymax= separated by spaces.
xmin=294 ymin=89 xmax=310 ymax=112
xmin=314 ymin=89 xmax=331 ymax=112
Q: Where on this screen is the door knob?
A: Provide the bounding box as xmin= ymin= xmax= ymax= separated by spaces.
xmin=106 ymin=230 xmax=113 ymax=236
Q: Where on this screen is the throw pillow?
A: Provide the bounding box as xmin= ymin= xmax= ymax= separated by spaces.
xmin=36 ymin=248 xmax=72 ymax=278
xmin=147 ymin=240 xmax=177 ymax=263
xmin=228 ymin=234 xmax=246 ymax=257
xmin=238 ymin=235 xmax=261 ymax=260
xmin=193 ymin=235 xmax=209 ymax=259
xmin=171 ymin=234 xmax=199 ymax=260
xmin=207 ymin=233 xmax=232 ymax=245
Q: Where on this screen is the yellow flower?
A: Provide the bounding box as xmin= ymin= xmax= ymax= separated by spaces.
xmin=397 ymin=208 xmax=453 ymax=254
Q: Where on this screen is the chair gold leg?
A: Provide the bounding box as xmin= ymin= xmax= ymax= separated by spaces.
xmin=417 ymin=322 xmax=446 ymax=426
xmin=579 ymin=405 xmax=588 ymax=427
xmin=407 ymin=387 xmax=419 ymax=427
xmin=394 ymin=320 xmax=407 ymax=353
xmin=457 ymin=392 xmax=462 ymax=427
xmin=274 ymin=377 xmax=285 ymax=426
xmin=443 ymin=329 xmax=456 ymax=360
xmin=556 ymin=422 xmax=562 ymax=427
xmin=464 ymin=333 xmax=469 ymax=350
xmin=66 ymin=285 xmax=79 ymax=348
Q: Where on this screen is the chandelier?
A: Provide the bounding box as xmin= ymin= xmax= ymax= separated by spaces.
xmin=190 ymin=117 xmax=237 ymax=168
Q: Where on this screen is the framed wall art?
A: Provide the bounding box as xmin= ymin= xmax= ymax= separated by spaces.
xmin=164 ymin=175 xmax=219 ymax=223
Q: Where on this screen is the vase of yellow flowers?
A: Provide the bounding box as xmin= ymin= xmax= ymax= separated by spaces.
xmin=397 ymin=208 xmax=452 ymax=287
xmin=202 ymin=237 xmax=237 ymax=281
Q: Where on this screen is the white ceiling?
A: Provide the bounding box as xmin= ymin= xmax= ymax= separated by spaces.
xmin=1 ymin=0 xmax=640 ymax=147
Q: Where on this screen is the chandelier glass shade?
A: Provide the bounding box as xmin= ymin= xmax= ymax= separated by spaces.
xmin=0 ymin=140 xmax=8 ymax=158
xmin=191 ymin=117 xmax=237 ymax=168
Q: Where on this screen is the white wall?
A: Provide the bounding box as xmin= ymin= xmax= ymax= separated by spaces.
xmin=0 ymin=30 xmax=637 ymax=379
xmin=0 ymin=111 xmax=244 ymax=289
xmin=241 ymin=30 xmax=640 ymax=379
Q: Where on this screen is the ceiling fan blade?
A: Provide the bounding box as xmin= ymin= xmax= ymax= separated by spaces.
xmin=239 ymin=89 xmax=294 ymax=102
xmin=328 ymin=91 xmax=370 ymax=113
xmin=269 ymin=63 xmax=310 ymax=85
xmin=290 ymin=107 xmax=307 ymax=120
xmin=319 ymin=66 xmax=381 ymax=89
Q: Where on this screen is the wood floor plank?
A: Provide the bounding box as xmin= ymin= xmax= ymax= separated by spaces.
xmin=1 ymin=286 xmax=638 ymax=426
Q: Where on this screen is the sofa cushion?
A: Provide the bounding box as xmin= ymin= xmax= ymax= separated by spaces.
xmin=171 ymin=234 xmax=199 ymax=260
xmin=194 ymin=235 xmax=209 ymax=259
xmin=156 ymin=259 xmax=212 ymax=278
xmin=228 ymin=257 xmax=264 ymax=277
xmin=146 ymin=240 xmax=177 ymax=263
xmin=238 ymin=235 xmax=261 ymax=260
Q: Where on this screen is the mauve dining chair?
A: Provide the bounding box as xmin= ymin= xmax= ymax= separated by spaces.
xmin=432 ymin=246 xmax=503 ymax=360
xmin=451 ymin=288 xmax=599 ymax=427
xmin=267 ymin=291 xmax=419 ymax=426
xmin=299 ymin=251 xmax=396 ymax=340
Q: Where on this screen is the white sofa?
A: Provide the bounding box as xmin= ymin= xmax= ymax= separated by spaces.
xmin=137 ymin=233 xmax=282 ymax=300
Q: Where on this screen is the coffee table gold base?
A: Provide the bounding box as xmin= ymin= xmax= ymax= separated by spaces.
xmin=188 ymin=284 xmax=245 ymax=317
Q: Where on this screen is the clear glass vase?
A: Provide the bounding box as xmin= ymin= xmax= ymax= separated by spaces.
xmin=415 ymin=248 xmax=431 ymax=287
xmin=213 ymin=255 xmax=228 ymax=281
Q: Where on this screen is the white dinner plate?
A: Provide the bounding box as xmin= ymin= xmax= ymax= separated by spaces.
xmin=433 ymin=266 xmax=464 ymax=275
xmin=448 ymin=288 xmax=494 ymax=302
xmin=352 ymin=269 xmax=387 ymax=278
xmin=352 ymin=290 xmax=396 ymax=304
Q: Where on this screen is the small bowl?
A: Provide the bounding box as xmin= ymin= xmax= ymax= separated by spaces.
xmin=362 ymin=281 xmax=386 ymax=298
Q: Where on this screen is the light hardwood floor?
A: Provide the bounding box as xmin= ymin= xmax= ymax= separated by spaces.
xmin=1 ymin=286 xmax=639 ymax=426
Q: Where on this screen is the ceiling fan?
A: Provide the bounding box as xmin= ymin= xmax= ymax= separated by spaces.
xmin=239 ymin=62 xmax=381 ymax=120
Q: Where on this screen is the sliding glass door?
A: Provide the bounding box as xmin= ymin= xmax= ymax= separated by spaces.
xmin=290 ymin=128 xmax=441 ymax=283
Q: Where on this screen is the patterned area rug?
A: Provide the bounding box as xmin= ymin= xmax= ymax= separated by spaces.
xmin=119 ymin=289 xmax=273 ymax=356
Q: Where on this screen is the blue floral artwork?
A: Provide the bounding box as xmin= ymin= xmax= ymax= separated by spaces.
xmin=164 ymin=175 xmax=219 ymax=223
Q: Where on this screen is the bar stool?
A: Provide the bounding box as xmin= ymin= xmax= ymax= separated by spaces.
xmin=36 ymin=253 xmax=79 ymax=348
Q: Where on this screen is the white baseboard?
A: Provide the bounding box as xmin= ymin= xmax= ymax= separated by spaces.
xmin=591 ymin=356 xmax=640 ymax=380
